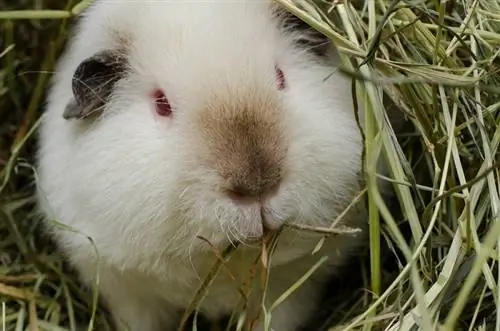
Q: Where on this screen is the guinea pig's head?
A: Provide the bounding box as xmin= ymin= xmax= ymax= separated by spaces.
xmin=37 ymin=0 xmax=365 ymax=261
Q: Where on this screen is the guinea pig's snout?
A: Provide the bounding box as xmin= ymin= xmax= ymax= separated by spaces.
xmin=224 ymin=156 xmax=283 ymax=204
xmin=199 ymin=94 xmax=287 ymax=210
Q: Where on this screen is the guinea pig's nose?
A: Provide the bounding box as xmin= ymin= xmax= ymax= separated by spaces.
xmin=226 ymin=178 xmax=281 ymax=204
xmin=225 ymin=163 xmax=282 ymax=204
xmin=199 ymin=93 xmax=287 ymax=203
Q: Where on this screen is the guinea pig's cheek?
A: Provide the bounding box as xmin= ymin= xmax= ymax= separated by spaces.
xmin=262 ymin=200 xmax=289 ymax=230
xmin=262 ymin=209 xmax=285 ymax=230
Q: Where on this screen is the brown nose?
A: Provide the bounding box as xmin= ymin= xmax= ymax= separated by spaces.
xmin=224 ymin=151 xmax=283 ymax=201
xmin=216 ymin=121 xmax=285 ymax=202
xmin=196 ymin=91 xmax=287 ymax=202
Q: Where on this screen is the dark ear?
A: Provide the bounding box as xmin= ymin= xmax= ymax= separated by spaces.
xmin=276 ymin=9 xmax=331 ymax=57
xmin=63 ymin=50 xmax=127 ymax=120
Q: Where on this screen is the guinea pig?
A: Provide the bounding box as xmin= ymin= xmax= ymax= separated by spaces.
xmin=36 ymin=1 xmax=369 ymax=330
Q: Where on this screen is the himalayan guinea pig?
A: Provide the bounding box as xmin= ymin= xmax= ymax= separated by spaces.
xmin=36 ymin=0 xmax=369 ymax=330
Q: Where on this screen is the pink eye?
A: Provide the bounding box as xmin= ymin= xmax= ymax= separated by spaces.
xmin=152 ymin=89 xmax=172 ymax=117
xmin=275 ymin=66 xmax=286 ymax=90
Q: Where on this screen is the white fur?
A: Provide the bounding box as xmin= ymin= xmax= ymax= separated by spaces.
xmin=36 ymin=1 xmax=368 ymax=330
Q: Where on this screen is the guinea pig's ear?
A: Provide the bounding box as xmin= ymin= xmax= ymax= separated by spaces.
xmin=63 ymin=50 xmax=127 ymax=120
xmin=276 ymin=9 xmax=331 ymax=57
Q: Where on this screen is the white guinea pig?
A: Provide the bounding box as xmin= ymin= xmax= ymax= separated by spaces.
xmin=36 ymin=0 xmax=369 ymax=330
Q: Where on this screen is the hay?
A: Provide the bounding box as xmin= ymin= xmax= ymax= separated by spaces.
xmin=1 ymin=0 xmax=499 ymax=330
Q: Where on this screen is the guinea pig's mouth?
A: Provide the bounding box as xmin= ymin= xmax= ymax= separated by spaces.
xmin=224 ymin=228 xmax=274 ymax=247
xmin=193 ymin=230 xmax=279 ymax=259
xmin=227 ymin=204 xmax=280 ymax=240
xmin=204 ymin=227 xmax=282 ymax=253
xmin=203 ymin=215 xmax=282 ymax=250
xmin=192 ymin=198 xmax=287 ymax=250
xmin=242 ymin=226 xmax=279 ymax=245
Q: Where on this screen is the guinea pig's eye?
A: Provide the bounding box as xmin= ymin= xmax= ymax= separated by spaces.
xmin=152 ymin=89 xmax=172 ymax=117
xmin=275 ymin=66 xmax=286 ymax=90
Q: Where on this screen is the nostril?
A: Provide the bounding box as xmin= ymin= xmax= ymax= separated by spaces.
xmin=225 ymin=177 xmax=282 ymax=205
xmin=231 ymin=184 xmax=251 ymax=197
xmin=226 ymin=187 xmax=255 ymax=205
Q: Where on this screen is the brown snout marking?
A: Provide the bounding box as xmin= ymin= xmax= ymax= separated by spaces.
xmin=197 ymin=91 xmax=287 ymax=200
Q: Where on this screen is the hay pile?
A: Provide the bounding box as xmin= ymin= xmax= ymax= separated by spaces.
xmin=1 ymin=0 xmax=499 ymax=330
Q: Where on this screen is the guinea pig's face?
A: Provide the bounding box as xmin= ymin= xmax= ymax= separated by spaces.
xmin=38 ymin=1 xmax=363 ymax=258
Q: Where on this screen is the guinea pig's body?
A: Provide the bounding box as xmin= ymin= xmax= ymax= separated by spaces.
xmin=36 ymin=1 xmax=368 ymax=330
